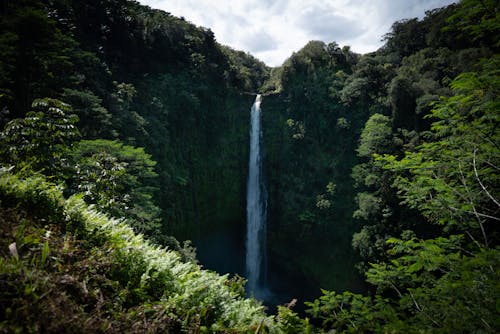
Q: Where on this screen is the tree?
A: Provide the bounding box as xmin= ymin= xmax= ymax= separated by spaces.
xmin=0 ymin=4 xmax=81 ymax=118
xmin=382 ymin=56 xmax=500 ymax=247
xmin=62 ymin=88 xmax=115 ymax=139
xmin=383 ymin=18 xmax=427 ymax=59
xmin=307 ymin=56 xmax=500 ymax=333
xmin=446 ymin=0 xmax=500 ymax=50
xmin=0 ymin=98 xmax=79 ymax=177
xmin=356 ymin=113 xmax=393 ymax=158
xmin=67 ymin=139 xmax=162 ymax=238
xmin=351 ymin=113 xmax=413 ymax=267
xmin=339 ymin=55 xmax=394 ymax=108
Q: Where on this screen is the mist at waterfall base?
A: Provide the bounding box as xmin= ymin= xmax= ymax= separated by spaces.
xmin=194 ymin=95 xmax=325 ymax=313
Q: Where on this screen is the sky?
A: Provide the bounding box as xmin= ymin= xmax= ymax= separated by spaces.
xmin=138 ymin=0 xmax=458 ymax=67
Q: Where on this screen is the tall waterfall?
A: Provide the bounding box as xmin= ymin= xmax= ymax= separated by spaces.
xmin=246 ymin=94 xmax=267 ymax=298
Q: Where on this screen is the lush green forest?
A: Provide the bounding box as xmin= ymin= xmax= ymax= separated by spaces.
xmin=0 ymin=0 xmax=499 ymax=332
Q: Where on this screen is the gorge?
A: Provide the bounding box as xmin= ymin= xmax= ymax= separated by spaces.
xmin=0 ymin=0 xmax=498 ymax=332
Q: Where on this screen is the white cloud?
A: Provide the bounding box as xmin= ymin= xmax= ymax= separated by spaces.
xmin=139 ymin=0 xmax=458 ymax=67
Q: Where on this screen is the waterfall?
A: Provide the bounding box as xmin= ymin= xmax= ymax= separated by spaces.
xmin=246 ymin=94 xmax=267 ymax=298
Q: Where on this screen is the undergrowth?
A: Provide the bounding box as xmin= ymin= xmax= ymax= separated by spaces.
xmin=0 ymin=171 xmax=289 ymax=333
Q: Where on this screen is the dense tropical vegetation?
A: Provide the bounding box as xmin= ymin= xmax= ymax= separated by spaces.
xmin=0 ymin=0 xmax=498 ymax=332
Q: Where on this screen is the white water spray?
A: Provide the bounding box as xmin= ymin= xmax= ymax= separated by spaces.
xmin=246 ymin=94 xmax=267 ymax=298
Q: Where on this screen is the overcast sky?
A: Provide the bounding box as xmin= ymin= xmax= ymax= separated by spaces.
xmin=138 ymin=0 xmax=458 ymax=67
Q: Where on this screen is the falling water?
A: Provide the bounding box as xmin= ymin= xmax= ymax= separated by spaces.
xmin=246 ymin=94 xmax=267 ymax=298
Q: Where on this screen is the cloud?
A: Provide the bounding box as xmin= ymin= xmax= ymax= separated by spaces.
xmin=242 ymin=30 xmax=278 ymax=53
xmin=138 ymin=0 xmax=458 ymax=67
xmin=295 ymin=3 xmax=365 ymax=42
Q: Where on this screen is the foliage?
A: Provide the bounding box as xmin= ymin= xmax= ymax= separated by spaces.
xmin=263 ymin=37 xmax=365 ymax=293
xmin=0 ymin=3 xmax=82 ymax=117
xmin=1 ymin=0 xmax=499 ymax=332
xmin=356 ymin=114 xmax=392 ymax=158
xmin=0 ymin=98 xmax=79 ymax=178
xmin=339 ymin=54 xmax=394 ymax=108
xmin=0 ymin=0 xmax=261 ymax=250
xmin=381 ymin=56 xmax=500 ymax=246
xmin=221 ymin=45 xmax=270 ymax=92
xmin=350 ymin=112 xmax=419 ymax=267
xmin=276 ymin=305 xmax=313 ymax=334
xmin=62 ymin=88 xmax=115 ymax=139
xmin=308 ymin=240 xmax=499 ymax=333
xmin=307 ymin=31 xmax=500 ymax=334
xmin=67 ymin=139 xmax=162 ymax=239
xmin=347 ymin=0 xmax=499 ymax=271
xmin=0 ymin=170 xmax=281 ymax=333
xmin=446 ymin=0 xmax=500 ymax=49
xmin=306 ymin=290 xmax=399 ymax=333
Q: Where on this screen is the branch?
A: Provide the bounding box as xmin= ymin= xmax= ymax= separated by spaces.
xmin=457 ymin=161 xmax=489 ymax=247
xmin=449 ymin=206 xmax=500 ymax=222
xmin=464 ymin=231 xmax=483 ymax=251
xmin=483 ymin=159 xmax=500 ymax=172
xmin=408 ymin=289 xmax=442 ymax=328
xmin=473 ymin=149 xmax=500 ymax=208
xmin=389 ymin=281 xmax=403 ymax=298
